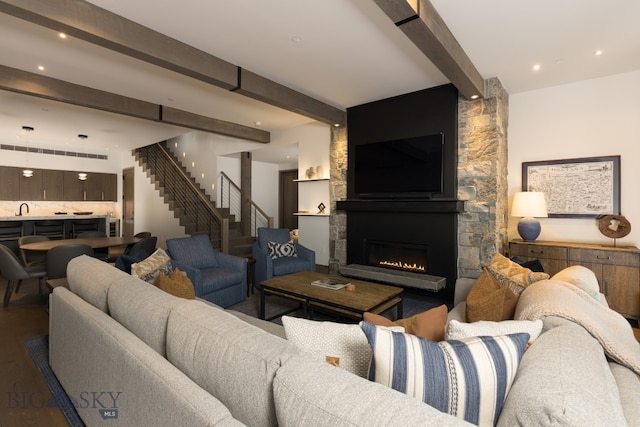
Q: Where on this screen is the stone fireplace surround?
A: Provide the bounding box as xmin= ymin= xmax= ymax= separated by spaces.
xmin=329 ymin=79 xmax=509 ymax=305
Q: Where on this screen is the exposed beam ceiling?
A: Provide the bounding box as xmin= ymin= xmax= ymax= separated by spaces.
xmin=374 ymin=0 xmax=484 ymax=100
xmin=0 ymin=0 xmax=346 ymax=130
xmin=0 ymin=64 xmax=270 ymax=143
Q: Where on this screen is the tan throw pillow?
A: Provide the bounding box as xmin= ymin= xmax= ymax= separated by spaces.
xmin=131 ymin=248 xmax=172 ymax=283
xmin=486 ymin=253 xmax=549 ymax=296
xmin=363 ymin=304 xmax=448 ymax=341
xmin=466 ymin=268 xmax=518 ymax=322
xmin=154 ymin=268 xmax=196 ymax=299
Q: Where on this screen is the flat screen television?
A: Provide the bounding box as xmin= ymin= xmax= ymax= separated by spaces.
xmin=354 ymin=133 xmax=444 ymax=198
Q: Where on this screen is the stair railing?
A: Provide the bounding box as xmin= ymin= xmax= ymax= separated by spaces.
xmin=219 ymin=171 xmax=273 ymax=236
xmin=135 ymin=143 xmax=230 ymax=253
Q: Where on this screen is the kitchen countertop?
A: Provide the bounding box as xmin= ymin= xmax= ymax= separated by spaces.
xmin=0 ymin=214 xmax=109 ymax=221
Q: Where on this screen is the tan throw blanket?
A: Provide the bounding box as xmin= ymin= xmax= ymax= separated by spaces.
xmin=515 ymin=279 xmax=640 ymax=376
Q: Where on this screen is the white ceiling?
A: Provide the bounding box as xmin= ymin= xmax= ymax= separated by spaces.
xmin=1 ymin=0 xmax=638 ymax=163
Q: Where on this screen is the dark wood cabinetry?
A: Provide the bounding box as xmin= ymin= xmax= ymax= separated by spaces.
xmin=0 ymin=166 xmax=116 ymax=202
xmin=509 ymin=240 xmax=640 ymax=320
xmin=62 ymin=171 xmax=117 ymax=201
xmin=0 ymin=167 xmax=21 ymax=200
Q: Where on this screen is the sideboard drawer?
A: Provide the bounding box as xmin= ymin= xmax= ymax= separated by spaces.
xmin=509 ymin=243 xmax=567 ymax=260
xmin=569 ymin=248 xmax=640 ymax=268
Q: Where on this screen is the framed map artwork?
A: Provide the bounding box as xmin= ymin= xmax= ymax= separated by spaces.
xmin=522 ymin=155 xmax=620 ymax=218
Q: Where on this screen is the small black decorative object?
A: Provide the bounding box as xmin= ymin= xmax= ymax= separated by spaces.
xmin=317 ymin=202 xmax=326 ymax=214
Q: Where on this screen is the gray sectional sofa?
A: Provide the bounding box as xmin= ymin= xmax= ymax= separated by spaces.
xmin=49 ymin=255 xmax=640 ymax=426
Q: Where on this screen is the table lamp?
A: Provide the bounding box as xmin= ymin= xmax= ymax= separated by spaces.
xmin=511 ymin=191 xmax=548 ymax=242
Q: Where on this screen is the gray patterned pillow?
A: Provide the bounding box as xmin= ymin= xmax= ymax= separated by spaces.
xmin=267 ymin=240 xmax=297 ymax=259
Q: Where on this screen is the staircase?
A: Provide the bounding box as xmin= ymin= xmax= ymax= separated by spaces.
xmin=134 ymin=142 xmax=259 ymax=257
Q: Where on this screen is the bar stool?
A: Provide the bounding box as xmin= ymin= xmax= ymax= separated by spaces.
xmin=33 ymin=220 xmax=65 ymax=240
xmin=72 ymin=219 xmax=101 ymax=238
xmin=0 ymin=221 xmax=24 ymax=257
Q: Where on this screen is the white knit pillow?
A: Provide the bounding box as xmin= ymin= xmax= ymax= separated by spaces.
xmin=282 ymin=316 xmax=403 ymax=378
xmin=552 ymin=266 xmax=600 ymax=299
xmin=446 ymin=318 xmax=544 ymax=344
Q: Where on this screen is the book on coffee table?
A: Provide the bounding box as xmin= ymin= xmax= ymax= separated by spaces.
xmin=310 ymin=277 xmax=351 ymax=290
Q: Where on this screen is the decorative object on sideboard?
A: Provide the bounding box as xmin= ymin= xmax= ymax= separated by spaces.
xmin=511 ymin=191 xmax=548 ymax=242
xmin=305 ymin=167 xmax=316 ymax=179
xmin=597 ymin=214 xmax=631 ymax=247
xmin=317 ymin=202 xmax=326 ymax=214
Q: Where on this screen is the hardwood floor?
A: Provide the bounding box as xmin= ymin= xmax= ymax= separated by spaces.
xmin=0 ymin=277 xmax=69 ymax=426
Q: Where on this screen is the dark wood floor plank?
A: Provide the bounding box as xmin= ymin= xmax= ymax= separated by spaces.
xmin=0 ymin=278 xmax=69 ymax=426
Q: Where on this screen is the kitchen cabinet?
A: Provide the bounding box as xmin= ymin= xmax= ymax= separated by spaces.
xmin=509 ymin=240 xmax=640 ymax=320
xmin=63 ymin=171 xmax=117 ymax=201
xmin=0 ymin=166 xmax=21 ymax=200
xmin=17 ymin=169 xmax=64 ymax=201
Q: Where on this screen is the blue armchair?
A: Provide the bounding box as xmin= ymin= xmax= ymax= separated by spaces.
xmin=252 ymin=228 xmax=315 ymax=290
xmin=166 ymin=234 xmax=247 ymax=308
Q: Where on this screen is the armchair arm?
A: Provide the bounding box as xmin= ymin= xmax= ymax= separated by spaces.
xmin=169 ymin=259 xmax=204 ymax=297
xmin=252 ymin=241 xmax=273 ymax=287
xmin=295 ymin=243 xmax=316 ymax=271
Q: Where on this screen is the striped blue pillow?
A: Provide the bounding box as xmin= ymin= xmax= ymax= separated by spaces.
xmin=360 ymin=321 xmax=529 ymax=426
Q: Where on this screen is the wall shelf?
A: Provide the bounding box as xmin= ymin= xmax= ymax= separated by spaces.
xmin=293 ymin=178 xmax=330 ymax=182
xmin=294 ymin=213 xmax=329 ymax=216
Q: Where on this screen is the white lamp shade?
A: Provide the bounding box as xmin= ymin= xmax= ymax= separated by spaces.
xmin=511 ymin=192 xmax=548 ymax=218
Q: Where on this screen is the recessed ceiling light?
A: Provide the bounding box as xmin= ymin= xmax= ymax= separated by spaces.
xmin=58 ymin=32 xmax=67 ymax=39
xmin=470 ymin=95 xmax=479 ymax=100
xmin=254 ymin=121 xmax=262 ymax=126
xmin=37 ymin=65 xmax=45 ymax=71
xmin=595 ymin=49 xmax=603 ymax=56
xmin=291 ymin=36 xmax=301 ymax=43
xmin=554 ymin=59 xmax=566 ymax=65
xmin=532 ymin=64 xmax=541 ymax=72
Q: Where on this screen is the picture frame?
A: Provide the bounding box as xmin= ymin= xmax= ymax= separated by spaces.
xmin=522 ymin=155 xmax=620 ymax=218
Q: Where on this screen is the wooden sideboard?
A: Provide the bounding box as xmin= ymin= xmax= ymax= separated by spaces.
xmin=509 ymin=240 xmax=640 ymax=320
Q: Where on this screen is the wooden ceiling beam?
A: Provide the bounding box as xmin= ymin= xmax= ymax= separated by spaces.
xmin=0 ymin=65 xmax=270 ymax=143
xmin=373 ymin=0 xmax=485 ymax=100
xmin=0 ymin=0 xmax=345 ymax=127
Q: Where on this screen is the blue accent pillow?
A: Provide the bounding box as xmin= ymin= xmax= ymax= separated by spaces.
xmin=115 ymin=250 xmax=148 ymax=274
xmin=360 ymin=321 xmax=529 ymax=426
xmin=510 ymin=256 xmax=545 ymax=272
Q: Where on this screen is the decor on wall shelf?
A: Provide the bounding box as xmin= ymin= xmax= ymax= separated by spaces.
xmin=305 ymin=167 xmax=316 ymax=179
xmin=317 ymin=202 xmax=326 ymax=214
xmin=597 ymin=214 xmax=631 ymax=247
xmin=316 ymin=165 xmax=323 ymax=179
xmin=522 ymin=156 xmax=620 ymax=218
xmin=511 ymin=191 xmax=548 ymax=242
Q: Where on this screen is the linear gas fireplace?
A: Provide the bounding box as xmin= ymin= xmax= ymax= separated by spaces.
xmin=340 ymin=238 xmax=446 ymax=292
xmin=365 ymin=240 xmax=429 ymax=274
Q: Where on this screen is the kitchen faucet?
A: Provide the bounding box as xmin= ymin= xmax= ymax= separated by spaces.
xmin=18 ymin=203 xmax=29 ymax=216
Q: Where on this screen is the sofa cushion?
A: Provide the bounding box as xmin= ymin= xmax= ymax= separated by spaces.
xmin=486 ymin=252 xmax=549 ymax=296
xmin=131 ymin=248 xmax=173 ymax=283
xmin=267 ymin=240 xmax=297 ymax=259
xmin=497 ymin=323 xmax=628 ymax=427
xmin=67 ymin=255 xmax=130 ymax=313
xmin=167 ymin=234 xmax=219 ymax=268
xmin=466 ymin=268 xmax=518 ymax=322
xmin=282 ymin=316 xmax=403 ymax=378
xmin=273 ymin=355 xmax=472 ymax=427
xmin=108 ymin=274 xmax=190 ymax=357
xmin=154 ymin=268 xmax=196 ymax=299
xmin=200 ymin=267 xmax=244 ymax=293
xmin=49 ymin=288 xmax=242 ymax=427
xmin=166 ymin=300 xmax=300 ymax=427
xmin=446 ymin=318 xmax=544 ymax=344
xmin=361 ymin=321 xmax=529 ymax=427
xmin=363 ymin=304 xmax=448 ymax=341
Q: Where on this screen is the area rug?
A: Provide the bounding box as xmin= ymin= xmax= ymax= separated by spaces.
xmin=24 ymin=335 xmax=84 ymax=427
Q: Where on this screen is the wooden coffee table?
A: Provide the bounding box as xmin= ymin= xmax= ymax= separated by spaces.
xmin=259 ymin=271 xmax=403 ymax=321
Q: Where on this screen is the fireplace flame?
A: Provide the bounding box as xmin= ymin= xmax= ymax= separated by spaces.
xmin=379 ymin=260 xmax=425 ymax=273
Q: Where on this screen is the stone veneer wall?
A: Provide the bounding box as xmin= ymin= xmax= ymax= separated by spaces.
xmin=457 ymin=78 xmax=509 ymax=279
xmin=328 ymin=78 xmax=509 ymax=278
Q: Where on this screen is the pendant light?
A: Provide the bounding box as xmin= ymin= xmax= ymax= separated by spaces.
xmin=77 ymin=134 xmax=88 ymax=180
xmin=22 ymin=126 xmax=34 ymax=178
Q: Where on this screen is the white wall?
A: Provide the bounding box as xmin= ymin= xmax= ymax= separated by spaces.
xmin=508 ymin=70 xmax=640 ymax=247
